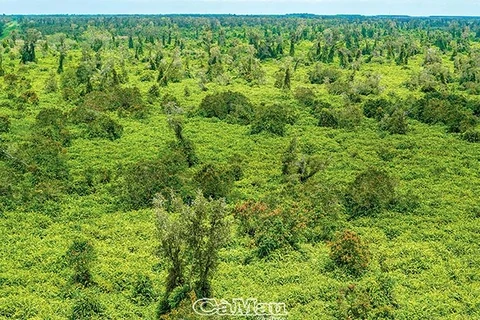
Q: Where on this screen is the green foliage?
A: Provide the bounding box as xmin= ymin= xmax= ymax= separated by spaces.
xmin=363 ymin=98 xmax=391 ymax=120
xmin=234 ymin=201 xmax=304 ymax=258
xmin=117 ymin=153 xmax=187 ymax=210
xmin=309 ymin=63 xmax=341 ymax=84
xmin=167 ymin=116 xmax=198 ymax=167
xmin=317 ymin=108 xmax=338 ymax=128
xmin=69 ymin=292 xmax=105 ymax=320
xmin=294 ymin=87 xmax=316 ymax=107
xmin=131 ymin=274 xmax=156 ymax=305
xmin=0 ymin=115 xmax=10 ymax=134
xmin=345 ymin=168 xmax=396 ymax=218
xmin=412 ymin=92 xmax=478 ymax=133
xmin=66 ymin=240 xmax=96 ymax=287
xmin=33 ymin=107 xmax=71 ymax=146
xmin=194 ymin=163 xmax=235 ymax=199
xmin=336 ymin=275 xmax=397 ymax=319
xmin=379 ymin=107 xmax=409 ymax=134
xmin=82 ymin=87 xmax=146 ymax=117
xmin=155 ymin=191 xmax=229 ymax=310
xmin=329 ymin=230 xmax=370 ymax=276
xmin=70 ymin=106 xmax=123 ymax=141
xmin=251 ymin=103 xmax=294 ymax=136
xmin=462 ymin=129 xmax=480 ymax=143
xmin=198 ymin=91 xmax=254 ymax=125
xmin=281 ymin=137 xmax=325 ymax=183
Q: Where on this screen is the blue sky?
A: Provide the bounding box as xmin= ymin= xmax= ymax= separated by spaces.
xmin=0 ymin=0 xmax=479 ymax=16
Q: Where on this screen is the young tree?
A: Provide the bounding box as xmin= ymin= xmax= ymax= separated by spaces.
xmin=155 ymin=191 xmax=229 ymax=314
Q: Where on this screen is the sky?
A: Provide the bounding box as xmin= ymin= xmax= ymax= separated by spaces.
xmin=0 ymin=0 xmax=479 ymax=16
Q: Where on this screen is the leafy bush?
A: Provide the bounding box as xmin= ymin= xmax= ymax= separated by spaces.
xmin=462 ymin=129 xmax=480 ymax=143
xmin=70 ymin=106 xmax=123 ymax=141
xmin=194 ymin=163 xmax=235 ymax=199
xmin=336 ymin=276 xmax=397 ymax=319
xmin=336 ymin=105 xmax=363 ymax=130
xmin=412 ymin=92 xmax=477 ymax=133
xmin=66 ymin=239 xmax=96 ymax=287
xmin=317 ymin=108 xmax=338 ymax=128
xmin=0 ymin=115 xmax=10 ymax=133
xmin=309 ymin=63 xmax=341 ymax=84
xmin=118 ymin=152 xmax=187 ymax=210
xmin=363 ymin=98 xmax=391 ymax=120
xmin=198 ymin=91 xmax=254 ymax=125
xmin=379 ymin=108 xmax=409 ymax=134
xmin=345 ymin=168 xmax=396 ymax=218
xmin=83 ymin=87 xmax=146 ymax=117
xmin=233 ymin=201 xmax=303 ymax=258
xmin=33 ymin=108 xmax=71 ymax=146
xmin=294 ymin=87 xmax=316 ymax=107
xmin=251 ymin=104 xmax=294 ymax=136
xmin=329 ymin=230 xmax=370 ymax=276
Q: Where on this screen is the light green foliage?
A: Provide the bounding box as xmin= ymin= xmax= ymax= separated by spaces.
xmin=0 ymin=15 xmax=480 ymax=320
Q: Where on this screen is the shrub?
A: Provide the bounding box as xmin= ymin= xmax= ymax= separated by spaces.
xmin=345 ymin=168 xmax=396 ymax=218
xmin=34 ymin=108 xmax=71 ymax=146
xmin=87 ymin=114 xmax=123 ymax=141
xmin=317 ymin=108 xmax=338 ymax=128
xmin=118 ymin=152 xmax=187 ymax=210
xmin=379 ymin=108 xmax=409 ymax=134
xmin=336 ymin=105 xmax=363 ymax=130
xmin=309 ymin=63 xmax=341 ymax=84
xmin=294 ymin=87 xmax=316 ymax=107
xmin=336 ymin=276 xmax=397 ymax=319
xmin=363 ymin=98 xmax=391 ymax=120
xmin=194 ymin=163 xmax=235 ymax=199
xmin=233 ymin=201 xmax=303 ymax=258
xmin=66 ymin=239 xmax=96 ymax=287
xmin=70 ymin=106 xmax=123 ymax=141
xmin=462 ymin=129 xmax=480 ymax=143
xmin=0 ymin=115 xmax=10 ymax=133
xmin=329 ymin=230 xmax=370 ymax=276
xmin=23 ymin=135 xmax=70 ymax=183
xmin=251 ymin=104 xmax=294 ymax=136
xmin=198 ymin=91 xmax=254 ymax=125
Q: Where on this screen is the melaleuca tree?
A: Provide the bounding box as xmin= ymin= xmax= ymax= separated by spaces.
xmin=281 ymin=137 xmax=326 ymax=183
xmin=157 ymin=49 xmax=184 ymax=86
xmin=0 ymin=54 xmax=4 ymax=77
xmin=274 ymin=62 xmax=292 ymax=90
xmin=20 ymin=29 xmax=41 ymax=64
xmin=206 ymin=45 xmax=226 ymax=81
xmin=155 ymin=191 xmax=229 ymax=314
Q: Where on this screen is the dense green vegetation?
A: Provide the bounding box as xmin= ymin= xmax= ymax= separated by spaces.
xmin=0 ymin=14 xmax=479 ymax=319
